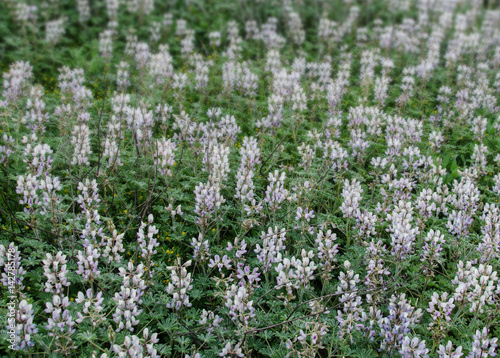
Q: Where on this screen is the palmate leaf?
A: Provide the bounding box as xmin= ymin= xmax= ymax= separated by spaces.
xmin=24 ymin=269 xmax=44 ymax=284
xmin=198 ymin=332 xmax=217 ymax=344
xmin=190 ymin=288 xmax=203 ymax=300
xmin=255 ymin=345 xmax=275 ymax=357
xmin=174 ymin=335 xmax=192 ymax=352
xmin=76 ymin=331 xmax=97 ymax=342
xmin=345 ymin=346 xmax=378 ymax=358
xmin=257 ymin=328 xmax=274 ymax=340
xmin=158 ymin=344 xmax=172 ymax=356
xmin=98 ymin=272 xmax=122 ymax=285
xmin=17 ymin=237 xmax=53 ymax=254
xmin=23 ymin=254 xmax=42 ymax=268
xmin=274 ymin=329 xmax=292 ymax=341
xmin=158 ymin=316 xmax=180 ymax=333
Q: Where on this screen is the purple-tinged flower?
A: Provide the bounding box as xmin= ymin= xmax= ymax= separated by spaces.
xmin=400 ymin=336 xmax=429 ymax=358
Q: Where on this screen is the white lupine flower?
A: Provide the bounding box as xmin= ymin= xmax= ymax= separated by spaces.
xmin=154 ymin=138 xmax=176 ymax=177
xmin=113 ymin=262 xmax=147 ymax=332
xmin=437 ymin=341 xmax=463 ymax=358
xmin=45 ymin=18 xmax=66 ymax=44
xmin=264 ymin=170 xmax=288 ymax=212
xmin=400 ymin=336 xmax=429 ymax=358
xmin=2 ymin=61 xmax=33 ymax=102
xmin=255 ymin=226 xmax=286 ymax=273
xmin=339 ymin=179 xmax=363 ymax=219
xmin=99 ymin=30 xmax=114 ymax=59
xmin=452 ymin=261 xmax=499 ymax=313
xmin=166 ymin=259 xmax=193 ymax=311
xmin=42 ymin=252 xmax=69 ymax=295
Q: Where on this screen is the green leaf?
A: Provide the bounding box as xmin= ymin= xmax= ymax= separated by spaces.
xmin=76 ymin=331 xmax=97 ymax=342
xmin=345 ymin=347 xmax=378 ymax=358
xmin=158 ymin=316 xmax=180 ymax=332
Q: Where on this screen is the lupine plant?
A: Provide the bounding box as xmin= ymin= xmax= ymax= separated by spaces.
xmin=0 ymin=0 xmax=500 ymax=357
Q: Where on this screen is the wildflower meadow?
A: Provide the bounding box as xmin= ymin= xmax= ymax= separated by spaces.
xmin=0 ymin=0 xmax=500 ymax=357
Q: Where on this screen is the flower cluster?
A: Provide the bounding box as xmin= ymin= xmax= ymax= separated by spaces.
xmin=2 ymin=0 xmax=500 ymax=356
xmin=166 ymin=259 xmax=193 ymax=311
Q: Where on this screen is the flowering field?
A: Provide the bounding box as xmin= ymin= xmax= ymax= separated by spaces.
xmin=1 ymin=0 xmax=500 ymax=357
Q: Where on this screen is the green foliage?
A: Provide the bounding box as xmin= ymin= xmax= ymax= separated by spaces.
xmin=1 ymin=0 xmax=500 ymax=357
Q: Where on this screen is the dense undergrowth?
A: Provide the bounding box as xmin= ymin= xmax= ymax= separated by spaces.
xmin=0 ymin=0 xmax=500 ymax=357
